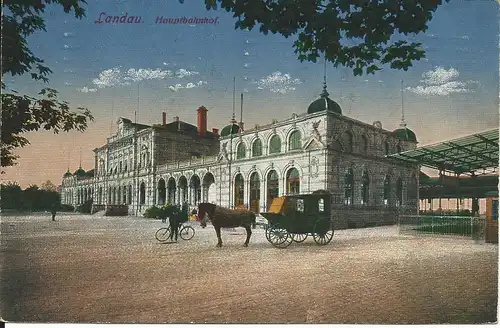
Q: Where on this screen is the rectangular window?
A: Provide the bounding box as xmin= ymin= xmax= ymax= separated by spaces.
xmin=296 ymin=199 xmax=304 ymax=212
xmin=318 ymin=198 xmax=325 ymax=212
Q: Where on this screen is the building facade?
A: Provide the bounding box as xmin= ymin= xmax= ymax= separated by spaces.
xmin=60 ymin=85 xmax=419 ymax=228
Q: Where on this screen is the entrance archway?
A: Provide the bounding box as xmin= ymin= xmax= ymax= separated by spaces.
xmin=167 ymin=178 xmax=176 ymax=205
xmin=202 ymin=172 xmax=216 ymax=203
xmin=157 ymin=178 xmax=166 ymax=205
xmin=139 ymin=182 xmax=146 ymax=205
xmin=286 ymin=168 xmax=300 ymax=195
xmin=178 ymin=176 xmax=188 ymax=204
xmin=190 ymin=175 xmax=201 ymax=205
xmin=266 ymin=170 xmax=279 ymax=210
xmin=249 ymin=172 xmax=260 ymax=213
xmin=234 ymin=173 xmax=245 ymax=208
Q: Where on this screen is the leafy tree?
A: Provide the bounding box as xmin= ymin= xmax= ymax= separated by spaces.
xmin=2 ymin=0 xmax=94 ymax=169
xmin=200 ymin=0 xmax=450 ymax=75
xmin=0 ymin=182 xmax=23 ymax=209
xmin=41 ymin=179 xmax=57 ymax=191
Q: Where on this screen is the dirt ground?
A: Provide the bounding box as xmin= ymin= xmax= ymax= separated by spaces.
xmin=1 ymin=213 xmax=498 ymax=324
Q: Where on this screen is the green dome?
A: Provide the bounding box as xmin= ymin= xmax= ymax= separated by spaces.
xmin=307 ymin=86 xmax=342 ymax=115
xmin=63 ymin=169 xmax=72 ymax=177
xmin=393 ymin=127 xmax=417 ymax=142
xmin=73 ymin=167 xmax=86 ymax=176
xmin=220 ymin=123 xmax=240 ymax=137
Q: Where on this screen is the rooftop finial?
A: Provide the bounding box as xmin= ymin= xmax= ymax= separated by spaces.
xmin=79 ymin=148 xmax=82 ymax=168
xmin=320 ymin=56 xmax=329 ymax=98
xmin=400 ymin=79 xmax=407 ymax=128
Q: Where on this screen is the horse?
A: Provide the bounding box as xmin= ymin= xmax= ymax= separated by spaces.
xmin=197 ymin=202 xmax=256 ymax=247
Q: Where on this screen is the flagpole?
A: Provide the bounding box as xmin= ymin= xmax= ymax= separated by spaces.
xmin=228 ymin=77 xmax=236 ymax=209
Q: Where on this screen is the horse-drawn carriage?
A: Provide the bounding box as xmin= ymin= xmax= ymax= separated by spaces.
xmin=261 ymin=192 xmax=334 ymax=248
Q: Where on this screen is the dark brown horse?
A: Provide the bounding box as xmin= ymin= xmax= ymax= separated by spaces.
xmin=197 ymin=203 xmax=256 ymax=247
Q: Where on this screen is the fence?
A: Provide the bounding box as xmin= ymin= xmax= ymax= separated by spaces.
xmin=398 ymin=215 xmax=486 ymax=241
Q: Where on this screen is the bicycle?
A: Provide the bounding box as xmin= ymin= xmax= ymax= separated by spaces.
xmin=155 ymin=222 xmax=195 ymax=242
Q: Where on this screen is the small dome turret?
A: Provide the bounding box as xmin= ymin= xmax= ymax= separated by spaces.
xmin=393 ymin=120 xmax=417 ymax=143
xmin=73 ymin=167 xmax=86 ymax=177
xmin=307 ymin=81 xmax=342 ymax=115
xmin=220 ymin=118 xmax=241 ymax=137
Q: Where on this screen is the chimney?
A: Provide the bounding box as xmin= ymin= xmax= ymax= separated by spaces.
xmin=197 ymin=106 xmax=208 ymax=136
xmin=162 ymin=111 xmax=166 ymax=125
xmin=173 ymin=116 xmax=179 ymax=122
xmin=212 ymin=128 xmax=219 ymax=136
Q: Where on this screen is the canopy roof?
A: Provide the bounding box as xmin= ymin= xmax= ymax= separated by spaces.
xmin=387 ymin=129 xmax=498 ymax=176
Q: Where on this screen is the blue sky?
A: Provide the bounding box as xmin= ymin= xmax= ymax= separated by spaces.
xmin=4 ymin=0 xmax=499 ymax=187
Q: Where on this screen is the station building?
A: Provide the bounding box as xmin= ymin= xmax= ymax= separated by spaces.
xmin=60 ymin=83 xmax=419 ymax=229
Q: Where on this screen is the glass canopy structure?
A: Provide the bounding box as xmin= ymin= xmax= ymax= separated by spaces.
xmin=387 ymin=129 xmax=498 ymax=177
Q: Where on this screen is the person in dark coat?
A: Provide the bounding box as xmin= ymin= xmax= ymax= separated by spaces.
xmin=168 ymin=205 xmax=180 ymax=242
xmin=51 ymin=203 xmax=57 ymax=221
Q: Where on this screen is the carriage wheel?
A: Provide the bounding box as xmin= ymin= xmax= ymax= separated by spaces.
xmin=265 ymin=225 xmax=272 ymax=243
xmin=312 ymin=219 xmax=334 ymax=245
xmin=155 ymin=227 xmax=170 ymax=242
xmin=291 ymin=233 xmax=308 ymax=243
xmin=267 ymin=224 xmax=293 ymax=248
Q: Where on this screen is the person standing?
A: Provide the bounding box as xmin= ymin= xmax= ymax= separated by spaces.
xmin=168 ymin=205 xmax=180 ymax=242
xmin=51 ymin=203 xmax=57 ymax=221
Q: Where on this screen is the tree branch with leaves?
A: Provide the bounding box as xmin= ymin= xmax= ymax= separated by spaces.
xmin=201 ymin=0 xmax=449 ymax=75
xmin=1 ymin=0 xmax=94 ymax=170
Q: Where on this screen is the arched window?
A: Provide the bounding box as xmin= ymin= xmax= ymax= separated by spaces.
xmin=361 ymin=171 xmax=369 ymax=205
xmin=140 ymin=182 xmax=146 ymax=205
xmin=236 ymin=142 xmax=246 ymax=159
xmin=119 ymin=161 xmax=122 ymax=172
xmin=396 ymin=177 xmax=403 ymax=207
xmin=252 ymin=139 xmax=262 ymax=157
xmin=286 ymin=168 xmax=300 ymax=194
xmin=383 ymin=175 xmax=391 ymax=206
xmin=269 ymin=135 xmax=281 ymax=154
xmin=288 ymin=130 xmax=302 ymax=151
xmin=344 ymin=169 xmax=354 ymax=205
xmin=361 ymin=135 xmax=369 ymax=155
xmin=124 ymin=162 xmax=127 ymax=172
xmin=234 ymin=174 xmax=245 ymax=207
xmin=343 ymin=131 xmax=353 ymax=153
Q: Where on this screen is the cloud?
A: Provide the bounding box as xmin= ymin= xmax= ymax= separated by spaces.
xmin=124 ymin=68 xmax=174 ymax=82
xmin=252 ymin=71 xmax=303 ymax=94
xmin=406 ymin=67 xmax=478 ymax=96
xmin=90 ymin=67 xmax=199 ymax=89
xmin=78 ymin=86 xmax=98 ymax=93
xmin=63 ymin=32 xmax=73 ymax=37
xmin=175 ymin=68 xmax=199 ymax=78
xmin=244 ymin=51 xmax=249 ymax=56
xmin=168 ymin=80 xmax=207 ymax=92
xmin=92 ymin=68 xmax=124 ymax=88
xmin=168 ymin=84 xmax=183 ymax=92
